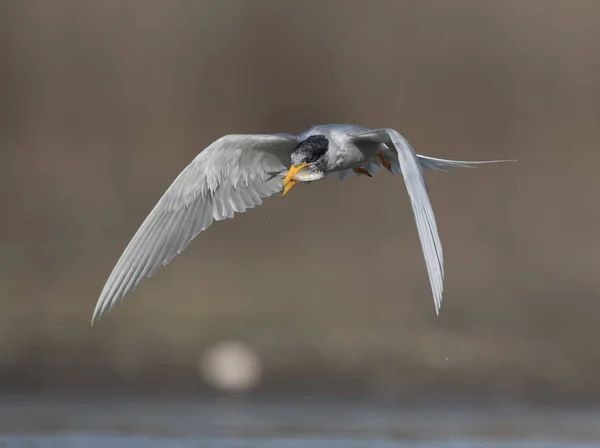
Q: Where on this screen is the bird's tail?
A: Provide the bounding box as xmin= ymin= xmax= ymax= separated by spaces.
xmin=417 ymin=155 xmax=516 ymax=172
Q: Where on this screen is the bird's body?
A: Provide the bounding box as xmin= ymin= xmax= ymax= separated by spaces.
xmin=299 ymin=124 xmax=376 ymax=172
xmin=92 ymin=123 xmax=514 ymax=323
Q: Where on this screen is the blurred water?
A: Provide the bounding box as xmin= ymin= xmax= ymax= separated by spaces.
xmin=1 ymin=397 xmax=598 ymax=447
xmin=2 ymin=435 xmax=599 ymax=448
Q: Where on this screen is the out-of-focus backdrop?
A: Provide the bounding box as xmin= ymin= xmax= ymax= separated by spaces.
xmin=2 ymin=0 xmax=600 ymax=409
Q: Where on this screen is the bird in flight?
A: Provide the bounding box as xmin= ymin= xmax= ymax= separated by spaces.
xmin=92 ymin=124 xmax=514 ymax=323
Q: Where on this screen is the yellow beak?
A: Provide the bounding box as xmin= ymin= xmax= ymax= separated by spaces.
xmin=282 ymin=164 xmax=309 ymax=197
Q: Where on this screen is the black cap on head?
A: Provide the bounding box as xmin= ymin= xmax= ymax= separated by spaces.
xmin=291 ymin=135 xmax=329 ymax=165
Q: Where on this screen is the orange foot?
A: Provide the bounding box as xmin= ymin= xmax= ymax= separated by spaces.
xmin=377 ymin=152 xmax=393 ymax=172
xmin=353 ymin=167 xmax=372 ymax=177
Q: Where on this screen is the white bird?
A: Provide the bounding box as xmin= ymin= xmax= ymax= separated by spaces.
xmin=92 ymin=124 xmax=514 ymax=323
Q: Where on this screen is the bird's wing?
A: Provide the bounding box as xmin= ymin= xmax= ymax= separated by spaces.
xmin=92 ymin=133 xmax=298 ymax=323
xmin=351 ymin=128 xmax=445 ymax=314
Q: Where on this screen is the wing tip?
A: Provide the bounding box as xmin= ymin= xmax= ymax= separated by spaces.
xmin=90 ymin=297 xmax=109 ymax=326
xmin=90 ymin=306 xmax=102 ymax=326
xmin=91 ymin=286 xmax=122 ymax=325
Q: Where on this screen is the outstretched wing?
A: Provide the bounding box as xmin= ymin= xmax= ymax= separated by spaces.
xmin=351 ymin=129 xmax=445 ymax=314
xmin=92 ymin=134 xmax=298 ymax=323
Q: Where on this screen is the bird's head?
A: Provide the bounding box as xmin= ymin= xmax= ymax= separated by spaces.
xmin=282 ymin=135 xmax=328 ymax=197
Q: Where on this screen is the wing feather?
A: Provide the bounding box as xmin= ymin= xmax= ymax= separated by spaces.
xmin=352 ymin=128 xmax=445 ymax=314
xmin=92 ymin=134 xmax=297 ymax=323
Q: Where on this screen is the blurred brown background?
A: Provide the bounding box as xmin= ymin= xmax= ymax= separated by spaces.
xmin=1 ymin=0 xmax=599 ymax=405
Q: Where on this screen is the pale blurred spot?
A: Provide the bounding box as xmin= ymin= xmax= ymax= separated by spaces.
xmin=199 ymin=341 xmax=261 ymax=392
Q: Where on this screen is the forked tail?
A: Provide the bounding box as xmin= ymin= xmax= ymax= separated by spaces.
xmin=417 ymin=155 xmax=516 ymax=172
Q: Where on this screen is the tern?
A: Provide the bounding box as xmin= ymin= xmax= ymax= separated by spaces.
xmin=92 ymin=124 xmax=514 ymax=323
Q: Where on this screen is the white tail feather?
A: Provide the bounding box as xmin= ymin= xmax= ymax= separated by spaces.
xmin=417 ymin=156 xmax=516 ymax=172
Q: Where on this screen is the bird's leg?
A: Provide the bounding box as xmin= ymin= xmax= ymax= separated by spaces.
xmin=353 ymin=168 xmax=372 ymax=177
xmin=377 ymin=152 xmax=393 ymax=173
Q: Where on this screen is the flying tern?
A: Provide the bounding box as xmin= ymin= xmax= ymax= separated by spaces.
xmin=92 ymin=124 xmax=514 ymax=323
